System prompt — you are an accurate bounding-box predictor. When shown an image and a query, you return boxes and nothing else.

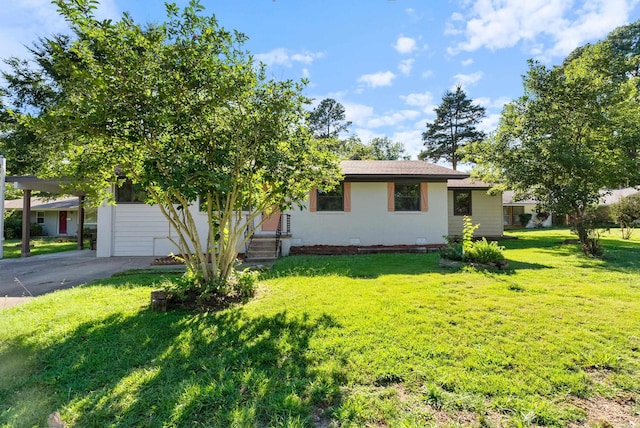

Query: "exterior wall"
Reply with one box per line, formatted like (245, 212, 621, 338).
(97, 201, 246, 257)
(286, 181, 449, 247)
(29, 210, 78, 236)
(109, 204, 181, 257)
(448, 190, 504, 237)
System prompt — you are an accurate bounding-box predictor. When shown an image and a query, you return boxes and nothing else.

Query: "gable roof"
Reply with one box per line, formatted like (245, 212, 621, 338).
(4, 196, 79, 211)
(340, 160, 469, 182)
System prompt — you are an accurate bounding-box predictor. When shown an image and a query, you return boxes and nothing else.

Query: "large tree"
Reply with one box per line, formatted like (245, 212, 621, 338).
(344, 136, 407, 160)
(307, 98, 351, 140)
(22, 0, 340, 292)
(419, 85, 485, 170)
(468, 40, 640, 255)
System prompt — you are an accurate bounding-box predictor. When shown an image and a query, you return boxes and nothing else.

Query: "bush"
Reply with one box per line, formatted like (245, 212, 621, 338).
(30, 223, 44, 237)
(3, 211, 22, 239)
(518, 213, 532, 227)
(610, 192, 640, 239)
(465, 238, 506, 264)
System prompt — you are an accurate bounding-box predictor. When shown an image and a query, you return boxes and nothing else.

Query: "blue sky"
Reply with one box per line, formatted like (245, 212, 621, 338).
(2, 0, 640, 162)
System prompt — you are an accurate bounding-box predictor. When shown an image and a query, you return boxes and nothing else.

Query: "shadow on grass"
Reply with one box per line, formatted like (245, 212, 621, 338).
(0, 308, 344, 427)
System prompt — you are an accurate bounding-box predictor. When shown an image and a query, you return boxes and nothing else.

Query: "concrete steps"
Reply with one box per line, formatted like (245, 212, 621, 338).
(245, 235, 279, 262)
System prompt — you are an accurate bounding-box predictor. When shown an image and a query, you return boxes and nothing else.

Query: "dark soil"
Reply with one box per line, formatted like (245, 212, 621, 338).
(290, 244, 443, 256)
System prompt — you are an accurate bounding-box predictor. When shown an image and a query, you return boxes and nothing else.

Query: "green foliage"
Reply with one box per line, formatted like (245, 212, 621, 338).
(518, 212, 532, 227)
(307, 98, 351, 139)
(465, 238, 506, 264)
(461, 215, 479, 256)
(3, 210, 21, 239)
(438, 236, 464, 261)
(340, 135, 408, 160)
(29, 222, 44, 237)
(610, 192, 640, 239)
(468, 29, 640, 255)
(420, 84, 486, 170)
(22, 0, 341, 291)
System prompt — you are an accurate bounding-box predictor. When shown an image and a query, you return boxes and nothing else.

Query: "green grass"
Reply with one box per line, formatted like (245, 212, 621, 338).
(1, 228, 639, 427)
(1, 237, 82, 258)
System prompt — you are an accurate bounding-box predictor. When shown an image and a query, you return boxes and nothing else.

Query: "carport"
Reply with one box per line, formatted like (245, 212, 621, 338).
(1, 161, 87, 259)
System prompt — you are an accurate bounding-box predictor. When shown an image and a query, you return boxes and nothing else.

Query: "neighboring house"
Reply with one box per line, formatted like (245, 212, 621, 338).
(96, 161, 504, 258)
(502, 187, 640, 228)
(502, 191, 553, 228)
(4, 196, 81, 236)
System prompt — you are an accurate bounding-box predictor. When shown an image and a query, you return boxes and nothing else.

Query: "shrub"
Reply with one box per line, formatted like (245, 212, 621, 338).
(465, 238, 505, 264)
(610, 192, 640, 239)
(439, 236, 463, 261)
(3, 211, 22, 239)
(518, 213, 532, 227)
(30, 223, 44, 237)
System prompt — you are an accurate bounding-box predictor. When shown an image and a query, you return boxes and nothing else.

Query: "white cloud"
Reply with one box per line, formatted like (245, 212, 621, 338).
(421, 70, 434, 79)
(255, 48, 325, 67)
(391, 129, 424, 159)
(475, 96, 511, 110)
(461, 58, 474, 66)
(357, 71, 396, 88)
(479, 113, 502, 134)
(398, 58, 415, 76)
(452, 71, 484, 88)
(447, 0, 640, 60)
(367, 110, 421, 128)
(394, 36, 417, 54)
(400, 91, 436, 113)
(342, 102, 375, 126)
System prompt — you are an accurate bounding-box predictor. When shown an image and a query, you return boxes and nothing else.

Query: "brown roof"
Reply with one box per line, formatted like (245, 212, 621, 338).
(4, 196, 79, 211)
(340, 160, 469, 181)
(447, 177, 493, 189)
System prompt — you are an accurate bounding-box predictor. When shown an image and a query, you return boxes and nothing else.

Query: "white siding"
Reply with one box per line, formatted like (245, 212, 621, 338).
(286, 182, 449, 247)
(112, 205, 179, 256)
(448, 190, 504, 237)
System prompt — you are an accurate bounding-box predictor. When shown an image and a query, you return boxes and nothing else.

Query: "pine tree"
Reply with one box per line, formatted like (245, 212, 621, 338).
(419, 85, 485, 170)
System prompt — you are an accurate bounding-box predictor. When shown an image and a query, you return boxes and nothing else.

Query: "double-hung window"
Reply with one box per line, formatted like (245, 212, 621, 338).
(453, 190, 472, 216)
(310, 183, 351, 212)
(388, 182, 428, 212)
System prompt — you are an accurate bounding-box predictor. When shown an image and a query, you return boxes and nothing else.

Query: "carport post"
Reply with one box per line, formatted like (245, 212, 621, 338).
(0, 155, 5, 259)
(21, 189, 31, 257)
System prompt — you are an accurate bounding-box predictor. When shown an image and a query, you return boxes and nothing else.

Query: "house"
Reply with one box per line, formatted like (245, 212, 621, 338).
(502, 187, 640, 228)
(95, 160, 504, 258)
(502, 191, 554, 228)
(4, 196, 89, 236)
(447, 178, 504, 238)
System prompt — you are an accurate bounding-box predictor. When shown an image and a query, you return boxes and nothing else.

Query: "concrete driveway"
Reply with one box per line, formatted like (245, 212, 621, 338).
(0, 250, 156, 308)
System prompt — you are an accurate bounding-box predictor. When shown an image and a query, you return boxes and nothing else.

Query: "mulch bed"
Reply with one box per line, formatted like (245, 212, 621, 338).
(289, 244, 443, 256)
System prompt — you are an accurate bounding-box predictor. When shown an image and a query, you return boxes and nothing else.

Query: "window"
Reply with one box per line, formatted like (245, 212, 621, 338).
(387, 182, 428, 212)
(453, 190, 472, 216)
(36, 211, 45, 224)
(115, 180, 147, 203)
(310, 183, 350, 212)
(317, 184, 344, 211)
(394, 183, 420, 211)
(503, 206, 524, 226)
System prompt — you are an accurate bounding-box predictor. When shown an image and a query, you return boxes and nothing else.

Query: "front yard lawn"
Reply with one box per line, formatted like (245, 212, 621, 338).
(1, 237, 81, 258)
(1, 228, 638, 427)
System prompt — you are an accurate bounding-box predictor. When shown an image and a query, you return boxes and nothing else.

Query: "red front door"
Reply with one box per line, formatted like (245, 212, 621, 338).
(59, 211, 68, 234)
